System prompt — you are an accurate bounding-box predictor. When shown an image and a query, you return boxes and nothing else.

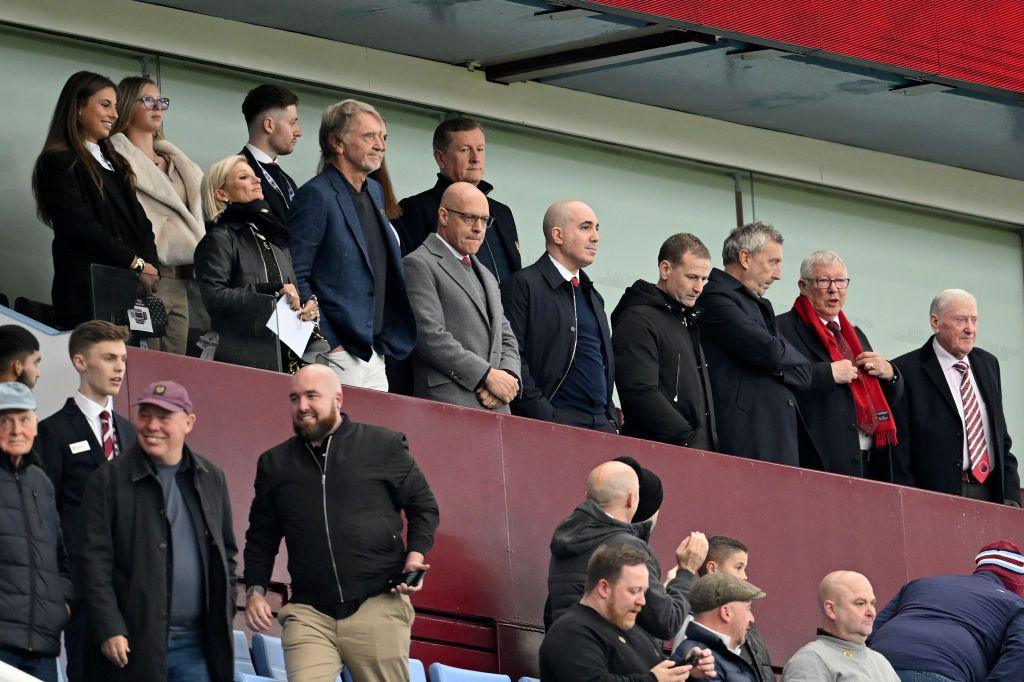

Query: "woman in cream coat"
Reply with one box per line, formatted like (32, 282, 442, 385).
(109, 76, 206, 354)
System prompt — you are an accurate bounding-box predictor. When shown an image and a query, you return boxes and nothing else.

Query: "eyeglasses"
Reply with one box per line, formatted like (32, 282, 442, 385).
(138, 96, 171, 111)
(804, 277, 851, 290)
(444, 207, 494, 228)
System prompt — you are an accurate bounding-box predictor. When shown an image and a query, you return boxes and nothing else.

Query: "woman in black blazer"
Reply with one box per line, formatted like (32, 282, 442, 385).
(32, 71, 159, 330)
(194, 155, 321, 371)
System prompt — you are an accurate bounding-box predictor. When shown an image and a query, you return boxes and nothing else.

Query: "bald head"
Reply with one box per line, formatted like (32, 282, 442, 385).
(438, 182, 490, 256)
(293, 363, 341, 395)
(543, 200, 600, 271)
(543, 200, 591, 243)
(290, 364, 343, 443)
(817, 571, 878, 643)
(586, 461, 640, 521)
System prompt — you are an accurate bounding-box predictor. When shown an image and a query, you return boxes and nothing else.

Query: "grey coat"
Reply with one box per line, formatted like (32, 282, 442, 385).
(403, 235, 521, 412)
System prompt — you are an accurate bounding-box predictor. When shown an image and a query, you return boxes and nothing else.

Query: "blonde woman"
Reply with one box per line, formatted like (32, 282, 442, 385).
(109, 76, 205, 354)
(194, 156, 321, 371)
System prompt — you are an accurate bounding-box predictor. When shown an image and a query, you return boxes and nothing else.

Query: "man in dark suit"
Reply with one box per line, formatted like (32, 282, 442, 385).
(240, 84, 302, 225)
(891, 289, 1020, 505)
(501, 200, 617, 432)
(777, 250, 903, 480)
(403, 182, 520, 412)
(395, 116, 521, 285)
(699, 222, 812, 466)
(288, 99, 415, 391)
(37, 321, 135, 682)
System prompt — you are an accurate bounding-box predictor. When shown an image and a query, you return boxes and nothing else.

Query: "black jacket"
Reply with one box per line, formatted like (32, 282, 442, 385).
(194, 201, 298, 370)
(540, 603, 664, 682)
(0, 452, 72, 658)
(240, 146, 298, 226)
(739, 625, 775, 682)
(674, 620, 758, 682)
(611, 280, 717, 450)
(37, 398, 135, 595)
(35, 148, 158, 330)
(501, 254, 616, 426)
(698, 269, 812, 465)
(243, 416, 439, 608)
(395, 174, 521, 284)
(546, 499, 693, 641)
(80, 445, 237, 682)
(891, 338, 1020, 505)
(776, 309, 904, 480)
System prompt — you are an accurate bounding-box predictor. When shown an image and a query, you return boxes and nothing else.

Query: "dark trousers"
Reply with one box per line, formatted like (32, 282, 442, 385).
(895, 670, 957, 682)
(0, 646, 58, 682)
(166, 631, 211, 682)
(64, 605, 87, 682)
(961, 478, 992, 502)
(552, 407, 617, 433)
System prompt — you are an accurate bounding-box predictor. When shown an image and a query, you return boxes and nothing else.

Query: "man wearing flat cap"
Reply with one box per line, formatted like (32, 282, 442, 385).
(545, 457, 708, 643)
(81, 381, 238, 682)
(0, 382, 72, 681)
(673, 573, 765, 681)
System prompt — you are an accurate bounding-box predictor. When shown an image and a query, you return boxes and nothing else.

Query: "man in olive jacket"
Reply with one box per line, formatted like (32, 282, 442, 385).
(81, 381, 237, 682)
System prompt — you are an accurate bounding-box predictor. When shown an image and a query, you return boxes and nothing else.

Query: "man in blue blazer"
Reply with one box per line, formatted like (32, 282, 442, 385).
(288, 99, 415, 390)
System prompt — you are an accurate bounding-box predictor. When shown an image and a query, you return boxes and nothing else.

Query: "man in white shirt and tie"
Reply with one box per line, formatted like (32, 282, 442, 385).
(37, 321, 136, 682)
(891, 289, 1020, 505)
(240, 84, 302, 224)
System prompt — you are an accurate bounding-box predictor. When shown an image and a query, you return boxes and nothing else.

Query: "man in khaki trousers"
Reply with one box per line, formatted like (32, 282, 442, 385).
(242, 365, 440, 681)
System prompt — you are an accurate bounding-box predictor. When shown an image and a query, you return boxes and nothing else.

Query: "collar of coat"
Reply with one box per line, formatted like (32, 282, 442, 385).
(126, 443, 207, 482)
(535, 252, 594, 291)
(431, 172, 494, 197)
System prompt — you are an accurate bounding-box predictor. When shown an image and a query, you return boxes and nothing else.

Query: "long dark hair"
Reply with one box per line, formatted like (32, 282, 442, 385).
(32, 71, 135, 226)
(369, 157, 403, 221)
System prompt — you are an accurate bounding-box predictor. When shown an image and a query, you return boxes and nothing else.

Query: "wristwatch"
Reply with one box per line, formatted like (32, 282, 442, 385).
(245, 585, 266, 598)
(130, 256, 146, 274)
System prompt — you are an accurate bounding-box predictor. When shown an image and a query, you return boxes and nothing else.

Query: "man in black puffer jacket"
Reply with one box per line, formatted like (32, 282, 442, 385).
(611, 232, 717, 451)
(545, 458, 707, 643)
(0, 382, 72, 681)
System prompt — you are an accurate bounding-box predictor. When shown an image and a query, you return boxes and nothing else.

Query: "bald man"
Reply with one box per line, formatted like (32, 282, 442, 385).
(243, 364, 440, 682)
(545, 460, 708, 642)
(501, 200, 617, 432)
(782, 571, 898, 681)
(403, 183, 521, 412)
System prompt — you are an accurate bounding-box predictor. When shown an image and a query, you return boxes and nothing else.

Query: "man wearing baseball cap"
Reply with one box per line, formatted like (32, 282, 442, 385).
(0, 382, 72, 681)
(672, 572, 765, 681)
(80, 380, 238, 682)
(868, 540, 1024, 681)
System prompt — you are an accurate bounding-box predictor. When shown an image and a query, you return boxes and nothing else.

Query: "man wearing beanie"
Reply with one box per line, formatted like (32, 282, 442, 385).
(672, 573, 765, 681)
(868, 540, 1024, 681)
(545, 457, 708, 642)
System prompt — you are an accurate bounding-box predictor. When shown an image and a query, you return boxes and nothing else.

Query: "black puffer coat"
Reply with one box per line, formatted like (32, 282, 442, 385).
(0, 451, 71, 656)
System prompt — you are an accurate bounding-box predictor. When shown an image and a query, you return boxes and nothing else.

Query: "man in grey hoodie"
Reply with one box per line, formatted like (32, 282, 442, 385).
(544, 457, 707, 642)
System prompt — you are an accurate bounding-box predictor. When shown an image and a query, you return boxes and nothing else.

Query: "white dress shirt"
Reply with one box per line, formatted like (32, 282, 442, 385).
(84, 141, 114, 171)
(73, 391, 115, 446)
(689, 619, 741, 655)
(245, 143, 276, 165)
(932, 337, 991, 471)
(819, 315, 873, 451)
(547, 253, 579, 282)
(433, 232, 469, 261)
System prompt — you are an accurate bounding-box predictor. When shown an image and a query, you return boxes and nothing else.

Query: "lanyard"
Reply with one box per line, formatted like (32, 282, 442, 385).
(254, 159, 295, 205)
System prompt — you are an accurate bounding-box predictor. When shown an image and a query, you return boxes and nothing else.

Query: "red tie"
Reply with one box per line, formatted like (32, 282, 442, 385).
(461, 255, 471, 266)
(953, 361, 991, 483)
(570, 276, 580, 288)
(100, 410, 116, 461)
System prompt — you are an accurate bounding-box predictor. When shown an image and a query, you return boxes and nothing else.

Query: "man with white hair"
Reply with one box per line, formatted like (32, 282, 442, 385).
(776, 251, 903, 480)
(890, 289, 1020, 505)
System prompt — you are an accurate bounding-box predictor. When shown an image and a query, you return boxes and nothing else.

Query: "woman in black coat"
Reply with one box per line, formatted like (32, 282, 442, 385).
(194, 155, 320, 371)
(32, 71, 159, 330)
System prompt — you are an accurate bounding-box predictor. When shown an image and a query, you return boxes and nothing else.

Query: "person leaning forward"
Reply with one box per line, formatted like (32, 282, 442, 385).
(243, 364, 440, 682)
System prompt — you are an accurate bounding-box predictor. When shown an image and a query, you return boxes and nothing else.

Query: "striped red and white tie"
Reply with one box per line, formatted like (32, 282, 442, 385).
(99, 410, 117, 461)
(953, 361, 991, 483)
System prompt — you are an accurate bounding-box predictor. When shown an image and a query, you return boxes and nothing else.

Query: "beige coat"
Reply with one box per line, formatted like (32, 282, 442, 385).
(110, 133, 205, 266)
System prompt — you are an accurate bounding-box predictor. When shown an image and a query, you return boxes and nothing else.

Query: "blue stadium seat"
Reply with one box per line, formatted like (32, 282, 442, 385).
(235, 630, 257, 675)
(251, 633, 288, 681)
(518, 678, 539, 682)
(429, 662, 512, 682)
(410, 658, 428, 682)
(235, 674, 276, 682)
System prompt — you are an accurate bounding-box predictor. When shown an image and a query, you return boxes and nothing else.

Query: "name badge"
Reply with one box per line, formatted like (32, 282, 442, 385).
(69, 441, 91, 454)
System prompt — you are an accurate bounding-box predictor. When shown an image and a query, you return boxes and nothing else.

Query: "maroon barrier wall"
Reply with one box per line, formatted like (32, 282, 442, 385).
(118, 348, 1024, 676)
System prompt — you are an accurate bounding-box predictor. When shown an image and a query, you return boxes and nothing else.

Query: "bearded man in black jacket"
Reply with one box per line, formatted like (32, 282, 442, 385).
(612, 233, 717, 450)
(243, 364, 439, 682)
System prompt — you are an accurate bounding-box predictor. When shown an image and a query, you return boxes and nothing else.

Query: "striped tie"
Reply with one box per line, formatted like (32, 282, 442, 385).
(100, 410, 116, 461)
(953, 361, 991, 484)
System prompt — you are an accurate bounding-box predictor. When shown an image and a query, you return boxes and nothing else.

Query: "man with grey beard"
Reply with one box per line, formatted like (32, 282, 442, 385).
(242, 365, 439, 682)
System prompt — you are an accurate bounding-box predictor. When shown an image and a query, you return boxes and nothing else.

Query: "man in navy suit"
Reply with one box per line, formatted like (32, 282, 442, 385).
(288, 99, 415, 391)
(891, 289, 1020, 506)
(37, 320, 136, 682)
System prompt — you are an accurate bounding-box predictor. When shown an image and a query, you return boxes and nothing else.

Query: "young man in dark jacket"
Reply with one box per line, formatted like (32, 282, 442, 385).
(243, 364, 439, 682)
(0, 382, 71, 682)
(612, 233, 717, 450)
(545, 458, 706, 642)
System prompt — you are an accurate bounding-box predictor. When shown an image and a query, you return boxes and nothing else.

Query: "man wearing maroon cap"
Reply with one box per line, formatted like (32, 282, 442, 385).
(868, 540, 1024, 681)
(80, 380, 238, 682)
